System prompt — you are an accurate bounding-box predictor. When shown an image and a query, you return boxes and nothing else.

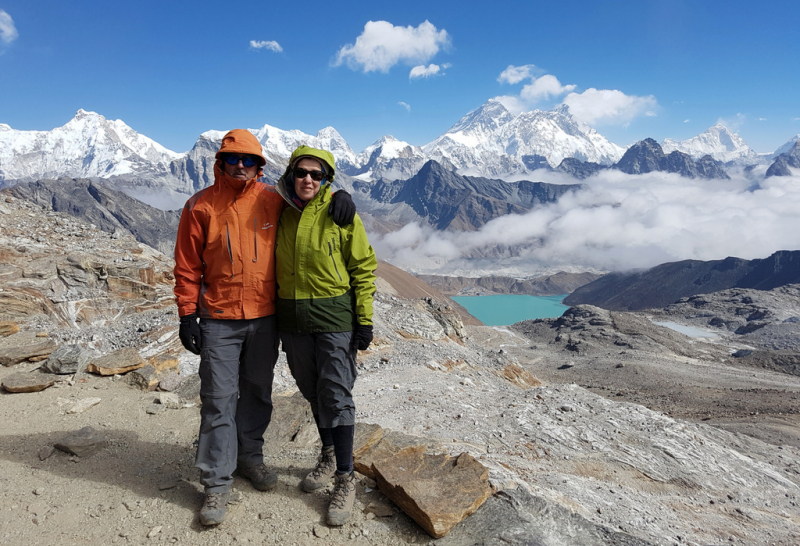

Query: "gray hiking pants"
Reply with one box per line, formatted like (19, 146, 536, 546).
(280, 331, 356, 428)
(196, 316, 278, 493)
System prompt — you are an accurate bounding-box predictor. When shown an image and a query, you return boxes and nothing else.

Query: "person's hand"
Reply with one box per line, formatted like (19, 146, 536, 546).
(179, 314, 202, 355)
(329, 190, 356, 226)
(351, 324, 373, 351)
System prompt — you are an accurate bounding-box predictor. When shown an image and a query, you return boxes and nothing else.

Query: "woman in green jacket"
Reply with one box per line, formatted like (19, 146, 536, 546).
(275, 145, 377, 526)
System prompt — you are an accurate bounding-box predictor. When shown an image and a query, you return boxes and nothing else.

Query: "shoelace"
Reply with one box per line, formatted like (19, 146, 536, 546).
(205, 494, 225, 509)
(310, 451, 335, 479)
(329, 476, 354, 509)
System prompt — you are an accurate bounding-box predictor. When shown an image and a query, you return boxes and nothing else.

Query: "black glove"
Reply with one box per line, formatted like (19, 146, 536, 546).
(179, 314, 202, 355)
(329, 190, 356, 226)
(352, 324, 373, 351)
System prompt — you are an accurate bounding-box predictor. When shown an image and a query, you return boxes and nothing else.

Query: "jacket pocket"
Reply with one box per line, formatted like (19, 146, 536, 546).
(327, 240, 343, 282)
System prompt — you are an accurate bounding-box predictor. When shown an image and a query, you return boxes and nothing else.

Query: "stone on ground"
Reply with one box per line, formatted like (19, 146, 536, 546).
(41, 345, 92, 374)
(1, 371, 56, 393)
(86, 347, 145, 375)
(54, 426, 108, 457)
(372, 449, 493, 538)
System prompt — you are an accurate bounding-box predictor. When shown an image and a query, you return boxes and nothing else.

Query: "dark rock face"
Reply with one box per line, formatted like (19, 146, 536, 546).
(555, 157, 607, 179)
(371, 160, 582, 231)
(564, 250, 800, 311)
(613, 138, 730, 179)
(6, 178, 181, 255)
(766, 140, 800, 177)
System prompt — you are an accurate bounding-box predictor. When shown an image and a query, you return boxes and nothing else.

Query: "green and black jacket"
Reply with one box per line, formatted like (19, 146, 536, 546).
(275, 146, 377, 333)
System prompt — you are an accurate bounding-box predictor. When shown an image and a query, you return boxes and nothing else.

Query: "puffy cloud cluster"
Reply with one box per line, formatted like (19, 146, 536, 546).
(410, 63, 450, 79)
(562, 88, 657, 126)
(0, 10, 18, 44)
(334, 20, 449, 74)
(249, 40, 282, 52)
(370, 171, 800, 275)
(495, 64, 658, 127)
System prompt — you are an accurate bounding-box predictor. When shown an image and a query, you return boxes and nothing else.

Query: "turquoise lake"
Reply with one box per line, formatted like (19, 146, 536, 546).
(451, 294, 570, 326)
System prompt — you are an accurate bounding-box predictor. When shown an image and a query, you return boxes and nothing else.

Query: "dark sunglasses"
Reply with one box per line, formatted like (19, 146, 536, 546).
(293, 167, 326, 181)
(224, 154, 258, 168)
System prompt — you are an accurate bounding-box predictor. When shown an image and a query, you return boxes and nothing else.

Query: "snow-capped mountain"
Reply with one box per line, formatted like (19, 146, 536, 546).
(349, 136, 427, 180)
(423, 101, 625, 175)
(0, 109, 181, 183)
(661, 124, 761, 164)
(773, 134, 800, 158)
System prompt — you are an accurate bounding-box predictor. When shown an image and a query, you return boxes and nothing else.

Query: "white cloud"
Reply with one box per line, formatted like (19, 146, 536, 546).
(497, 64, 540, 85)
(334, 20, 449, 73)
(250, 40, 282, 52)
(495, 65, 576, 112)
(561, 88, 658, 126)
(758, 117, 767, 121)
(370, 170, 800, 274)
(0, 10, 18, 44)
(520, 75, 576, 102)
(398, 101, 411, 112)
(409, 63, 450, 79)
(684, 119, 691, 123)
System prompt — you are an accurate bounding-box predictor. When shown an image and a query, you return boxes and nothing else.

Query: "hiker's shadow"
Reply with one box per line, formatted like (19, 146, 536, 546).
(0, 428, 203, 511)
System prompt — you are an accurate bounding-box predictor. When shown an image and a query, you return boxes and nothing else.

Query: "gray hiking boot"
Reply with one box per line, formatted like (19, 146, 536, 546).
(301, 446, 336, 492)
(327, 471, 356, 526)
(236, 462, 278, 491)
(199, 492, 229, 526)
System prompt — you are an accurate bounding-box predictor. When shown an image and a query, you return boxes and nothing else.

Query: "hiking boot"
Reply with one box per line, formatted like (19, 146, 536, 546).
(199, 492, 229, 526)
(326, 471, 356, 526)
(236, 462, 278, 491)
(301, 446, 336, 492)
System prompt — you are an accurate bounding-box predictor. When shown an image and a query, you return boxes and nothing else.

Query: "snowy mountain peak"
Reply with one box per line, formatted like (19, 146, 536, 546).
(661, 125, 757, 164)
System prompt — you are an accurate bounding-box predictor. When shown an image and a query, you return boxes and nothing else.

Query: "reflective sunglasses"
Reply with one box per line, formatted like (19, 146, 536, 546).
(224, 154, 258, 168)
(293, 167, 326, 181)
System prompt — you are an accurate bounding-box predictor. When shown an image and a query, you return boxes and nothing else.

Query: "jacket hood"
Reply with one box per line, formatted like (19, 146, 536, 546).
(276, 145, 336, 210)
(214, 129, 267, 166)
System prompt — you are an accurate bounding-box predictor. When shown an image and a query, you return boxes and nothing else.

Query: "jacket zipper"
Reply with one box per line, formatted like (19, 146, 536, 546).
(226, 220, 234, 278)
(328, 241, 343, 281)
(253, 218, 258, 263)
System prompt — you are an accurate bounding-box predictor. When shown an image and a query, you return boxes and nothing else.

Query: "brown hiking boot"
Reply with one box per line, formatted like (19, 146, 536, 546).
(199, 492, 229, 526)
(301, 446, 336, 492)
(236, 462, 278, 491)
(326, 471, 356, 526)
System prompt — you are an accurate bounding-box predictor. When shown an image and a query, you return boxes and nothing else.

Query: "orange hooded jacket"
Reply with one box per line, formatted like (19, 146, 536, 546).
(173, 129, 284, 319)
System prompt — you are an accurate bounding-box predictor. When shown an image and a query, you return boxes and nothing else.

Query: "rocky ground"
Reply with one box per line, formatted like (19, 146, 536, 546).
(1, 193, 799, 545)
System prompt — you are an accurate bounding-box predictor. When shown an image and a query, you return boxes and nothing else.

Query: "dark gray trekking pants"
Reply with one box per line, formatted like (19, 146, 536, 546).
(279, 331, 356, 428)
(196, 315, 278, 493)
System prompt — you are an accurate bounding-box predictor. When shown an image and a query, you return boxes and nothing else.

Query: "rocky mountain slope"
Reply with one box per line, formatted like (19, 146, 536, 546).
(362, 160, 582, 231)
(6, 178, 181, 255)
(1, 193, 799, 545)
(565, 250, 800, 311)
(766, 140, 800, 177)
(417, 271, 603, 296)
(613, 138, 730, 179)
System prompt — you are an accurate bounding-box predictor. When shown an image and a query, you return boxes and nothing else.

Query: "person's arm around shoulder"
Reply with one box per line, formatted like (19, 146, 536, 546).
(340, 214, 377, 350)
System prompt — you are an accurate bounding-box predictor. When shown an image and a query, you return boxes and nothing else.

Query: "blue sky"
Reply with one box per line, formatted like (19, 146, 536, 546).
(1, 0, 798, 154)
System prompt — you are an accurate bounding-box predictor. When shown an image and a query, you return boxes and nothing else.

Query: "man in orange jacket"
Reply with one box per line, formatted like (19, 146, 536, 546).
(173, 129, 355, 525)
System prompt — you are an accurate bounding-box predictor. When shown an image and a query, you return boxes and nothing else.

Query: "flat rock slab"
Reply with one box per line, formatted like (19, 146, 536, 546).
(372, 449, 493, 538)
(354, 427, 441, 479)
(0, 338, 57, 367)
(66, 397, 102, 414)
(1, 371, 56, 392)
(437, 487, 654, 546)
(54, 426, 108, 457)
(87, 347, 145, 375)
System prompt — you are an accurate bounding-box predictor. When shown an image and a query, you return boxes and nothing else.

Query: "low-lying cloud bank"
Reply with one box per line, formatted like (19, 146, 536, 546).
(370, 170, 800, 275)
